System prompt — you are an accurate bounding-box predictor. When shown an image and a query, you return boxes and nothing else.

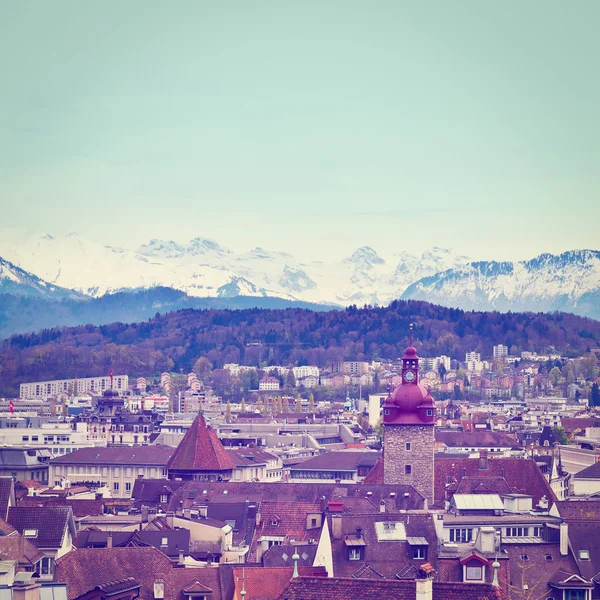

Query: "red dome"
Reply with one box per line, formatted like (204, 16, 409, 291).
(402, 345, 418, 359)
(383, 381, 435, 425)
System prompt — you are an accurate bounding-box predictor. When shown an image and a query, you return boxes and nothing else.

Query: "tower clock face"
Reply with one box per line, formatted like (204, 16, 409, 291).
(404, 370, 416, 382)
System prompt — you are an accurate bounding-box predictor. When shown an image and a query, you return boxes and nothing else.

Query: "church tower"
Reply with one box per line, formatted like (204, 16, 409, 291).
(383, 326, 436, 505)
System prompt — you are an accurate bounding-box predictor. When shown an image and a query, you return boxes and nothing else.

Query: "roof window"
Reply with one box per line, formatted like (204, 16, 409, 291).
(579, 550, 590, 560)
(24, 529, 37, 537)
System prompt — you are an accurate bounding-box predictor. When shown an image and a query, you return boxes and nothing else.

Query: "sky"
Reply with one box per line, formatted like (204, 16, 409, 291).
(1, 1, 598, 262)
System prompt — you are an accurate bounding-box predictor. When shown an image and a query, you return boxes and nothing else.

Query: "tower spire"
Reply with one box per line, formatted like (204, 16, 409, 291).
(409, 323, 413, 347)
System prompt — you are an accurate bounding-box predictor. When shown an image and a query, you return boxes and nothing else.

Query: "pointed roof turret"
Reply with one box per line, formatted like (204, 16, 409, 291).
(167, 414, 235, 475)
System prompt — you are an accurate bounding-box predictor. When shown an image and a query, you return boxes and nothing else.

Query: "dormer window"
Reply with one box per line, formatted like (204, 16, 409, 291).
(24, 529, 38, 538)
(349, 548, 362, 561)
(579, 550, 590, 560)
(271, 520, 279, 526)
(465, 566, 483, 581)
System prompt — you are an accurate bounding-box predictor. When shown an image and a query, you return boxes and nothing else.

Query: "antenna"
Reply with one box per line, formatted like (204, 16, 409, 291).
(409, 323, 413, 347)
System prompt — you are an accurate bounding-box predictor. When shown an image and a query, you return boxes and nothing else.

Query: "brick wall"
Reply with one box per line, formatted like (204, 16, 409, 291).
(383, 424, 434, 505)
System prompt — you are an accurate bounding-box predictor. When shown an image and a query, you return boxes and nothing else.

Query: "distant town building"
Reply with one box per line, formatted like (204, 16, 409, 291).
(259, 377, 280, 391)
(493, 344, 509, 360)
(333, 361, 369, 375)
(465, 351, 481, 363)
(292, 366, 320, 379)
(20, 375, 129, 400)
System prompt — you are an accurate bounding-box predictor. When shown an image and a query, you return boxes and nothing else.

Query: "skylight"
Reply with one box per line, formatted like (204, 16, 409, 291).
(579, 550, 590, 560)
(375, 521, 407, 542)
(24, 529, 37, 537)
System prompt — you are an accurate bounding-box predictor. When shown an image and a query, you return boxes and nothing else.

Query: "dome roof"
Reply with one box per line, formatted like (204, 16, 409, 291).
(102, 388, 120, 398)
(402, 345, 418, 359)
(383, 381, 435, 425)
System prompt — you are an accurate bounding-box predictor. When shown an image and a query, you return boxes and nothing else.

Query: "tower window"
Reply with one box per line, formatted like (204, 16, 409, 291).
(384, 409, 390, 415)
(405, 443, 411, 451)
(426, 409, 433, 416)
(405, 465, 412, 475)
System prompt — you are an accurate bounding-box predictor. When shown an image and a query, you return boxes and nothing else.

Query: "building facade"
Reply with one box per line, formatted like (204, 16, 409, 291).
(20, 375, 129, 400)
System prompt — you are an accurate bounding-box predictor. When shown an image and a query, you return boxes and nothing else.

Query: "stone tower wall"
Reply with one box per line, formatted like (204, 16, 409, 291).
(383, 424, 435, 505)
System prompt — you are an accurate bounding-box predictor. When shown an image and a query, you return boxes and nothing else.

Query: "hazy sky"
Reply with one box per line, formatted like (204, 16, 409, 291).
(1, 1, 598, 261)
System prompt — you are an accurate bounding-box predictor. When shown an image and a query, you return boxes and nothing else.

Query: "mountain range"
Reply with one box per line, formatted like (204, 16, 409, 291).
(0, 233, 598, 338)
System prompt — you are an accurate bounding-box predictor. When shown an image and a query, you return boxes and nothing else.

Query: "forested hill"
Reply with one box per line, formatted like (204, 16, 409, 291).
(1, 300, 599, 396)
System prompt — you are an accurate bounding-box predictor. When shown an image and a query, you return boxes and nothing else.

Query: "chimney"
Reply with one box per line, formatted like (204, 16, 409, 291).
(474, 526, 496, 554)
(183, 507, 191, 520)
(478, 450, 489, 470)
(355, 527, 362, 539)
(415, 577, 433, 600)
(141, 505, 149, 523)
(166, 511, 174, 529)
(13, 582, 41, 600)
(178, 548, 185, 565)
(331, 514, 342, 539)
(379, 500, 385, 514)
(106, 532, 113, 548)
(560, 522, 569, 556)
(153, 579, 165, 600)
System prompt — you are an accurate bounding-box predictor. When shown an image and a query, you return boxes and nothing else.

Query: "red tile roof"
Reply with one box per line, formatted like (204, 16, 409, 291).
(251, 502, 321, 559)
(362, 457, 383, 484)
(232, 567, 317, 600)
(436, 431, 522, 448)
(18, 497, 103, 517)
(55, 547, 223, 600)
(277, 576, 503, 599)
(434, 457, 556, 508)
(167, 414, 236, 472)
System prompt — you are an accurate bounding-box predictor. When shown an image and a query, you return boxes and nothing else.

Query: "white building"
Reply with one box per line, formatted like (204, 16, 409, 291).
(0, 421, 98, 456)
(493, 345, 509, 360)
(259, 377, 280, 391)
(465, 352, 481, 363)
(292, 366, 320, 379)
(20, 375, 129, 400)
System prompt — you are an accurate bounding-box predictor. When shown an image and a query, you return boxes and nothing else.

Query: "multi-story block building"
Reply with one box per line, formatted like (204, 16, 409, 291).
(49, 445, 174, 497)
(20, 375, 129, 400)
(493, 344, 509, 360)
(465, 351, 481, 363)
(292, 366, 320, 379)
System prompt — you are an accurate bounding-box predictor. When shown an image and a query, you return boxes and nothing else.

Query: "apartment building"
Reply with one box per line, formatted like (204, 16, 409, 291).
(20, 375, 129, 400)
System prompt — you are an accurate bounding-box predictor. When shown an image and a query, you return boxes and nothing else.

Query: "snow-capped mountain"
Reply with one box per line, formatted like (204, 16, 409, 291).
(401, 250, 600, 320)
(0, 256, 83, 299)
(0, 233, 598, 319)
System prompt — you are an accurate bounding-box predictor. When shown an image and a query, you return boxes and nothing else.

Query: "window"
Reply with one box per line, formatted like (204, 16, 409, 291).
(532, 527, 542, 537)
(405, 443, 411, 451)
(565, 592, 587, 600)
(349, 548, 362, 561)
(384, 409, 390, 416)
(125, 482, 131, 493)
(413, 548, 425, 559)
(113, 482, 119, 492)
(160, 494, 168, 503)
(37, 557, 55, 576)
(465, 566, 483, 580)
(404, 465, 412, 475)
(579, 549, 590, 560)
(449, 528, 473, 543)
(24, 529, 37, 538)
(426, 409, 433, 416)
(22, 436, 29, 442)
(311, 518, 317, 527)
(161, 537, 168, 546)
(545, 555, 553, 561)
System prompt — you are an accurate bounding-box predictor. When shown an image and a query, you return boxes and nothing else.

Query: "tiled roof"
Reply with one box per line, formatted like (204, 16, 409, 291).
(560, 418, 600, 435)
(95, 578, 140, 594)
(55, 547, 223, 600)
(454, 476, 513, 496)
(163, 482, 424, 513)
(0, 478, 14, 521)
(18, 497, 103, 518)
(555, 500, 600, 521)
(573, 462, 600, 479)
(7, 506, 75, 549)
(436, 431, 522, 448)
(434, 457, 556, 508)
(503, 545, 581, 600)
(232, 566, 318, 600)
(277, 576, 503, 599)
(362, 457, 383, 484)
(167, 414, 235, 472)
(564, 521, 600, 580)
(50, 445, 174, 466)
(329, 513, 438, 580)
(289, 451, 381, 472)
(262, 544, 317, 568)
(251, 502, 321, 559)
(0, 533, 45, 566)
(74, 529, 190, 558)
